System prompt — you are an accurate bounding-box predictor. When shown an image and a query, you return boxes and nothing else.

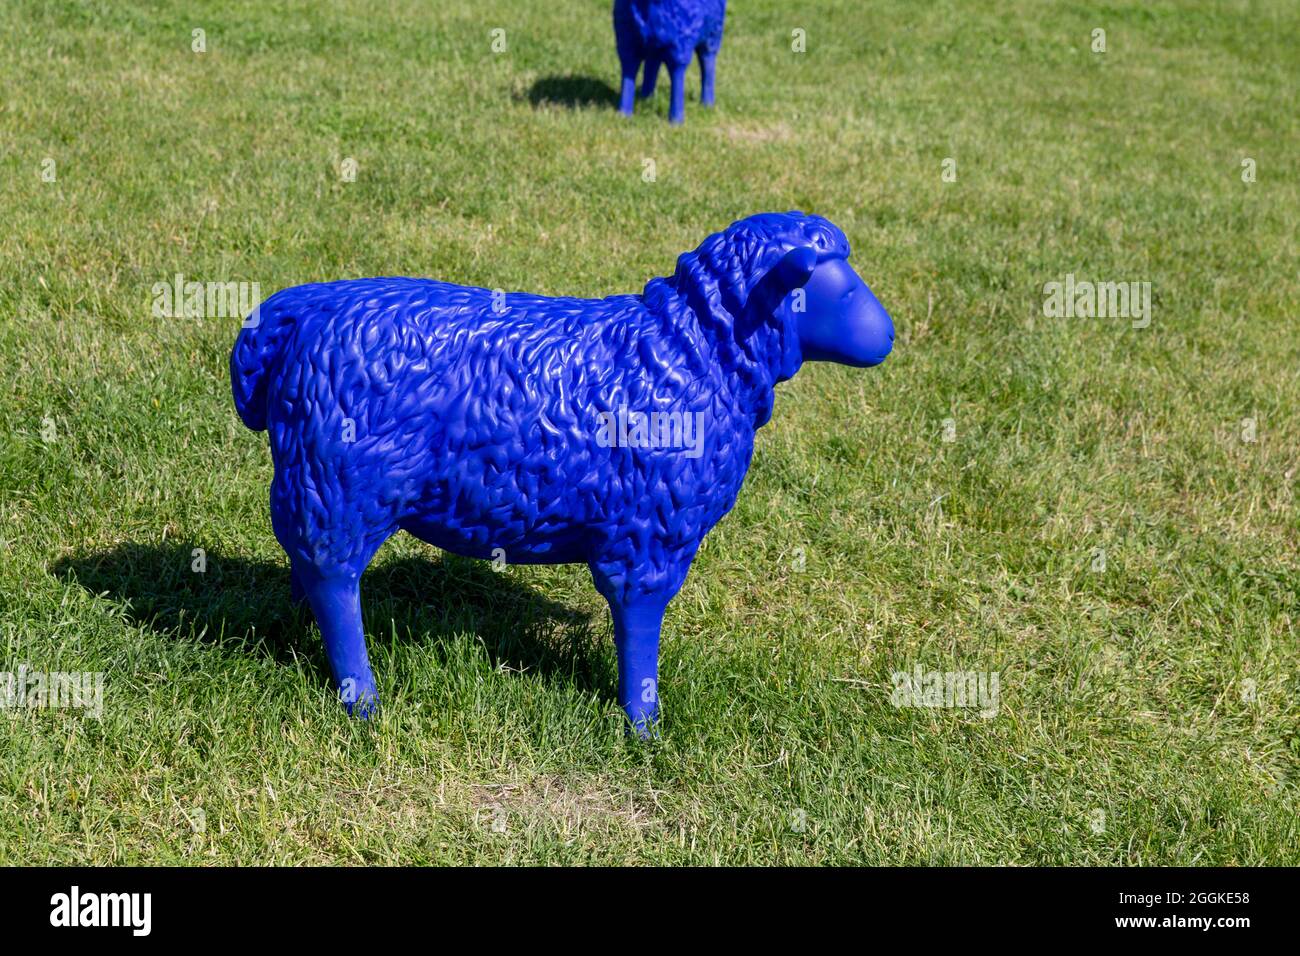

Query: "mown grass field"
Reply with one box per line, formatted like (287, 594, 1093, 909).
(1, 0, 1297, 864)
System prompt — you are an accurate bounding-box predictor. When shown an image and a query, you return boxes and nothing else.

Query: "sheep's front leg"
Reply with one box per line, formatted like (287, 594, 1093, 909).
(668, 62, 688, 125)
(698, 51, 717, 106)
(608, 597, 669, 737)
(591, 546, 696, 736)
(301, 572, 379, 718)
(640, 57, 661, 98)
(618, 53, 640, 116)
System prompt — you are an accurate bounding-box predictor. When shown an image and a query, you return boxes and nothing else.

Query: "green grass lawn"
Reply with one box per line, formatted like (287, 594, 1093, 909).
(1, 0, 1297, 865)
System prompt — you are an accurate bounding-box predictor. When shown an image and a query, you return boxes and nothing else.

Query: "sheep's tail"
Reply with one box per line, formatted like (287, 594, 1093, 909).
(230, 291, 296, 432)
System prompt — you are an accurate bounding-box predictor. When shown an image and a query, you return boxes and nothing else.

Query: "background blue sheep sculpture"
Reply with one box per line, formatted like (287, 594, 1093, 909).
(614, 0, 727, 124)
(231, 211, 893, 734)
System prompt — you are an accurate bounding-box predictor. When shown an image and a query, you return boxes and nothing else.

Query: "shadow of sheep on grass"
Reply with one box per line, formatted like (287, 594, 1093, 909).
(524, 75, 619, 110)
(51, 543, 608, 700)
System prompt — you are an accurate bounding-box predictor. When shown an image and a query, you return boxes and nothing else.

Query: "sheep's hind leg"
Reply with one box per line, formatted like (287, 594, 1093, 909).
(640, 58, 661, 98)
(301, 571, 379, 718)
(618, 53, 640, 116)
(668, 61, 688, 125)
(698, 50, 717, 106)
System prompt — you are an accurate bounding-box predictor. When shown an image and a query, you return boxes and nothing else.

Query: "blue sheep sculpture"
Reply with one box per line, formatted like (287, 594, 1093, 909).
(614, 0, 727, 124)
(231, 211, 893, 734)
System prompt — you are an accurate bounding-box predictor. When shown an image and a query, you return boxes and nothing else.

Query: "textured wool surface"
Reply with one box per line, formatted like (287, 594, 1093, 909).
(231, 211, 848, 603)
(613, 0, 727, 67)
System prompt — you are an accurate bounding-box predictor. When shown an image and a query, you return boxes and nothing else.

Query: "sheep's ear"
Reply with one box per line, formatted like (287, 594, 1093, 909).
(741, 246, 817, 336)
(768, 245, 818, 294)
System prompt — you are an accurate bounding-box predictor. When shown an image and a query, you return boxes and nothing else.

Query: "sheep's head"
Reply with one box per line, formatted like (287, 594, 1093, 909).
(661, 211, 893, 404)
(755, 245, 894, 370)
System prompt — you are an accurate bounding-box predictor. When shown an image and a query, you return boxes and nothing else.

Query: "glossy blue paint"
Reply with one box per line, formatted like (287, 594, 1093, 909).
(614, 0, 727, 124)
(231, 212, 892, 733)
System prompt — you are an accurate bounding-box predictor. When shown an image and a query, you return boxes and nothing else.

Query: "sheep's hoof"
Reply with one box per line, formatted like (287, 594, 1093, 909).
(340, 684, 380, 719)
(346, 697, 379, 720)
(623, 711, 661, 740)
